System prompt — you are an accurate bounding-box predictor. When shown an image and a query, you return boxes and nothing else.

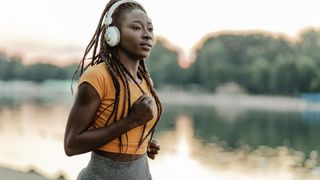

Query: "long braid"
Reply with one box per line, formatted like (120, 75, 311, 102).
(71, 1, 116, 93)
(119, 60, 163, 149)
(138, 60, 163, 144)
(118, 63, 148, 150)
(113, 57, 130, 153)
(99, 27, 122, 129)
(103, 39, 131, 153)
(116, 60, 133, 150)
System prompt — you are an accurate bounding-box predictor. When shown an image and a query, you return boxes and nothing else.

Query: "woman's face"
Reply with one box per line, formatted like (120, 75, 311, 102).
(117, 8, 154, 60)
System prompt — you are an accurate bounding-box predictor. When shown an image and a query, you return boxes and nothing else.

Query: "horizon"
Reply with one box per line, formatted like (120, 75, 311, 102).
(1, 0, 320, 66)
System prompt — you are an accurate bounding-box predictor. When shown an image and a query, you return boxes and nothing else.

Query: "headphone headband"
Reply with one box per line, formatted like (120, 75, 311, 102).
(104, 0, 143, 26)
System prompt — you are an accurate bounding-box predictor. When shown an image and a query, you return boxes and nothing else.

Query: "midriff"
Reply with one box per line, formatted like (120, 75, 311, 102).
(94, 150, 145, 162)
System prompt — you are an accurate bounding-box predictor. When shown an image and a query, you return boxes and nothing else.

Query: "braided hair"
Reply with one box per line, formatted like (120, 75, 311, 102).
(73, 0, 163, 153)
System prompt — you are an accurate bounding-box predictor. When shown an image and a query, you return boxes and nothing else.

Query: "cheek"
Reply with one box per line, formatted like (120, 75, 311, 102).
(121, 31, 139, 44)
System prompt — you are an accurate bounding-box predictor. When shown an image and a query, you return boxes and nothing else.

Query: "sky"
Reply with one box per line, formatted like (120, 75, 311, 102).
(0, 0, 320, 66)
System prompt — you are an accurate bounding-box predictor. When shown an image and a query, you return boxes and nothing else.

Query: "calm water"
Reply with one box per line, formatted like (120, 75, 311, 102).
(1, 81, 320, 180)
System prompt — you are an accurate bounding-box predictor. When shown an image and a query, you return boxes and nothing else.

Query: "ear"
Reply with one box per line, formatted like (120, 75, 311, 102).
(105, 26, 121, 47)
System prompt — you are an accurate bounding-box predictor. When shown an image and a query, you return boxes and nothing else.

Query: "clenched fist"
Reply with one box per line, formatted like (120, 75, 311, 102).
(127, 94, 154, 127)
(147, 139, 160, 160)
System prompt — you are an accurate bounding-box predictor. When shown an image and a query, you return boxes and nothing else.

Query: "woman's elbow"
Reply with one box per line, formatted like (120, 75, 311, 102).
(64, 141, 75, 156)
(64, 146, 75, 156)
(64, 135, 78, 156)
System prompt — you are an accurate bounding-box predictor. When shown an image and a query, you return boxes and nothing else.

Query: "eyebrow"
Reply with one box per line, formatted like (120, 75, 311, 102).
(130, 20, 153, 25)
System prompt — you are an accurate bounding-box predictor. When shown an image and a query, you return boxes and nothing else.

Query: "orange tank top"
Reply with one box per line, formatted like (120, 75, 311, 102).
(78, 63, 158, 154)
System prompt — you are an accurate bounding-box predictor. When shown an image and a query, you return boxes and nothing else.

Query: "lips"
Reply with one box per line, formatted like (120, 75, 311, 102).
(140, 42, 152, 49)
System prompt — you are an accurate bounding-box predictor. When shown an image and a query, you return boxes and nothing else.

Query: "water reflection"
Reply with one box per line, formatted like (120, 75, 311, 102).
(150, 115, 217, 179)
(1, 93, 320, 179)
(153, 113, 320, 179)
(0, 103, 85, 179)
(159, 105, 320, 158)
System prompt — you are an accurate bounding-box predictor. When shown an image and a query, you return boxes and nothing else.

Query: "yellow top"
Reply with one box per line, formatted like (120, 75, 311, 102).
(78, 63, 157, 154)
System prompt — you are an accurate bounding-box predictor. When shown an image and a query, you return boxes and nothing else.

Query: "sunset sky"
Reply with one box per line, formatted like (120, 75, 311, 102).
(0, 0, 319, 66)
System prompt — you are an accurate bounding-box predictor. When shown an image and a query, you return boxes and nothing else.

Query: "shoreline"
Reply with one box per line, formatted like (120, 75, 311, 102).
(158, 91, 320, 112)
(0, 166, 68, 180)
(1, 80, 320, 112)
(0, 166, 51, 180)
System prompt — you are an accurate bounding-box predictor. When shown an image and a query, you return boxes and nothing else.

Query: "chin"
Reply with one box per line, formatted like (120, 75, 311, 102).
(138, 52, 151, 59)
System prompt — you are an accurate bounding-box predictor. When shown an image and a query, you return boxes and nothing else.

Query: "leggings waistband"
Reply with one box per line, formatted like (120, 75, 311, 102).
(76, 152, 152, 180)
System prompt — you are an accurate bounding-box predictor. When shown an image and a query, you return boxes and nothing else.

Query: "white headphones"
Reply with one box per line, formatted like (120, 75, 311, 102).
(104, 0, 143, 47)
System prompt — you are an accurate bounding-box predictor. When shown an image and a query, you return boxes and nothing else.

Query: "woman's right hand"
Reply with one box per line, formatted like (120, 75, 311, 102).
(127, 94, 154, 127)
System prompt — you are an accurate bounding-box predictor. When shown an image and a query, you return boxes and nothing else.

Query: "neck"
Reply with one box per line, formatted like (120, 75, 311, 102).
(117, 51, 140, 81)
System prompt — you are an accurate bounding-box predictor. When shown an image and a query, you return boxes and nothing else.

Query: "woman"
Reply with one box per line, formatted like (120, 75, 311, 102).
(64, 0, 163, 179)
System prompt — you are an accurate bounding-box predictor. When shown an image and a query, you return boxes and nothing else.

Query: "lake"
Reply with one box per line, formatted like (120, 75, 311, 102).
(1, 80, 320, 180)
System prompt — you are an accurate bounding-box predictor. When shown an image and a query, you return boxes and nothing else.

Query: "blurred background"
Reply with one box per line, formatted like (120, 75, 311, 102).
(1, 0, 320, 179)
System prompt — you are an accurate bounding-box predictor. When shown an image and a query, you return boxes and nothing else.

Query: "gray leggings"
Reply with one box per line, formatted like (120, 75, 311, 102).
(77, 152, 152, 180)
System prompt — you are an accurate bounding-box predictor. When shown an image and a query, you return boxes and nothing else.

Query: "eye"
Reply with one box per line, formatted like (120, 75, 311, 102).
(148, 27, 154, 32)
(132, 26, 141, 30)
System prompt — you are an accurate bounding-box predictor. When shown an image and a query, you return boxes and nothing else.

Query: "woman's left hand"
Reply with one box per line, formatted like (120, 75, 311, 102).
(147, 139, 160, 160)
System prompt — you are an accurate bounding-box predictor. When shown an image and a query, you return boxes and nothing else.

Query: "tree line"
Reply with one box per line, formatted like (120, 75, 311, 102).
(1, 29, 320, 95)
(147, 29, 320, 95)
(0, 54, 77, 82)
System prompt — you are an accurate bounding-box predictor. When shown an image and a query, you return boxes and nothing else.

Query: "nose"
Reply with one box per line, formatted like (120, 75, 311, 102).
(142, 29, 153, 40)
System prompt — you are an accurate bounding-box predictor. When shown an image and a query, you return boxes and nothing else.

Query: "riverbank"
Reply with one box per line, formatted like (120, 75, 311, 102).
(158, 90, 320, 112)
(1, 80, 320, 112)
(0, 166, 68, 180)
(0, 166, 50, 180)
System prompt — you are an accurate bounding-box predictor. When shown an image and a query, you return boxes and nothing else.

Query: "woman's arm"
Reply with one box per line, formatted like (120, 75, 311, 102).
(64, 82, 154, 156)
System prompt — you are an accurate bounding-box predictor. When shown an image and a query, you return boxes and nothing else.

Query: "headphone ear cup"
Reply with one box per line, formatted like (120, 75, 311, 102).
(105, 26, 120, 47)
